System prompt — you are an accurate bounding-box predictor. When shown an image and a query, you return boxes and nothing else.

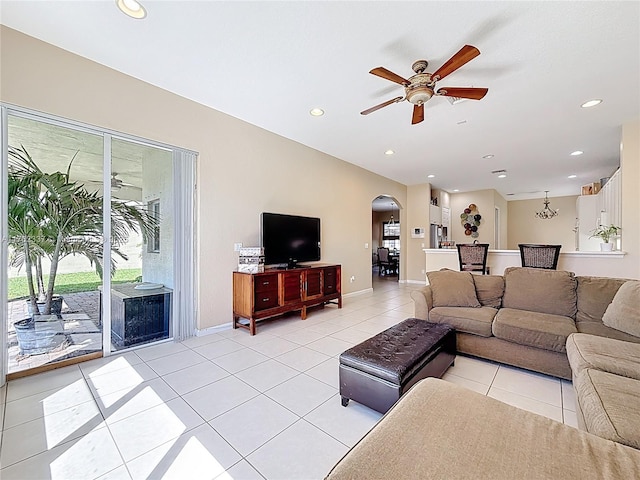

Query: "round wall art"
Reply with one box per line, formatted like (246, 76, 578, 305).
(460, 203, 482, 238)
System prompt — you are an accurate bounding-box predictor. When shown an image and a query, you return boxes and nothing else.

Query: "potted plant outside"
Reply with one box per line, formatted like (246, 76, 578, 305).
(590, 225, 621, 251)
(8, 145, 158, 318)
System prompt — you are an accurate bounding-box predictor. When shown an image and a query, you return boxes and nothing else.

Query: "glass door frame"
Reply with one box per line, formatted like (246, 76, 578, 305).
(2, 104, 197, 380)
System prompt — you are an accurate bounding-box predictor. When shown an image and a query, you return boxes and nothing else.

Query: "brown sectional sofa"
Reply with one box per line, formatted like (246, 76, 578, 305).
(326, 378, 640, 480)
(411, 267, 640, 380)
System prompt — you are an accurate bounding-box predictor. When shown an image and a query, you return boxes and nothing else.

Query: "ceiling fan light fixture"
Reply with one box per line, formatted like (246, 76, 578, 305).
(116, 0, 147, 19)
(405, 86, 433, 105)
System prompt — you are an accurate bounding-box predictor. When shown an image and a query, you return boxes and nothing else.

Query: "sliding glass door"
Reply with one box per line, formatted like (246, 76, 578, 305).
(6, 114, 104, 375)
(3, 107, 194, 378)
(109, 138, 174, 352)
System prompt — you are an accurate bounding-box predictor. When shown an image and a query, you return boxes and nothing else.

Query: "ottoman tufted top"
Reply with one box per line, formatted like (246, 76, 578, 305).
(339, 319, 455, 385)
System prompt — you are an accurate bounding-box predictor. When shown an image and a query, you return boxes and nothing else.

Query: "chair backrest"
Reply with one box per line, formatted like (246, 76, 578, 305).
(457, 244, 489, 274)
(518, 244, 562, 270)
(377, 247, 389, 262)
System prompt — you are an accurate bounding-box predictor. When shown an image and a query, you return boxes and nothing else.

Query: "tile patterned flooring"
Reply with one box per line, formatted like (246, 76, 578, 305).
(0, 278, 578, 479)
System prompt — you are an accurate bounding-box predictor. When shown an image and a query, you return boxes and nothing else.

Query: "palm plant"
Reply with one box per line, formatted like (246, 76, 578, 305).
(8, 145, 158, 315)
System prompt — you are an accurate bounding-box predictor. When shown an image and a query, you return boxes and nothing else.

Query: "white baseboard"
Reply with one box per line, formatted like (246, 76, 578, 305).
(402, 279, 427, 285)
(196, 323, 232, 336)
(343, 288, 374, 298)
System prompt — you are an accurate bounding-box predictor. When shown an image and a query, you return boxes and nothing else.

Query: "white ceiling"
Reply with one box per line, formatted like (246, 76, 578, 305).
(1, 1, 638, 200)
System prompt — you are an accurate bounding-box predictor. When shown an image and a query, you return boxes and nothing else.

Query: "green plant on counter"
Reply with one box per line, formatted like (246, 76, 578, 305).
(589, 225, 621, 243)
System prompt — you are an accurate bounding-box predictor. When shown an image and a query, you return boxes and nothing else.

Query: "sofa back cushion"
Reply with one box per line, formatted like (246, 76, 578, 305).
(427, 269, 480, 308)
(502, 267, 577, 318)
(576, 276, 630, 323)
(473, 275, 505, 308)
(602, 281, 640, 338)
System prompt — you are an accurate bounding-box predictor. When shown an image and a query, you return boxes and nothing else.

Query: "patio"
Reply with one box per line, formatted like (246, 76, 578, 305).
(7, 291, 102, 374)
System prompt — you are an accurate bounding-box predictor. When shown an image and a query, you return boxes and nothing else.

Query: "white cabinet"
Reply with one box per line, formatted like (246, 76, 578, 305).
(576, 195, 600, 251)
(441, 206, 451, 228)
(597, 169, 621, 228)
(429, 205, 442, 225)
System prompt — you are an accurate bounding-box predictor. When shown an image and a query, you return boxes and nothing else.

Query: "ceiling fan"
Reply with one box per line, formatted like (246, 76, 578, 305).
(110, 172, 139, 190)
(361, 45, 488, 125)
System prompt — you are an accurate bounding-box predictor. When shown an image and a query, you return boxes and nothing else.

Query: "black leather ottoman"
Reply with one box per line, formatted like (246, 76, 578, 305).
(339, 318, 456, 413)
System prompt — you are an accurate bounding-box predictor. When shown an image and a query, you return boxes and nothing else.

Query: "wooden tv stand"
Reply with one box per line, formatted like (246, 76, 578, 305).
(233, 264, 342, 335)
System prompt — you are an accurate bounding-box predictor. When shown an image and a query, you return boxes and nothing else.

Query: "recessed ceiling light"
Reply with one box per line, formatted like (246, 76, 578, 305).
(427, 174, 435, 178)
(453, 189, 460, 192)
(568, 174, 577, 179)
(570, 150, 584, 156)
(116, 0, 147, 19)
(581, 99, 602, 108)
(498, 174, 507, 179)
(309, 108, 324, 117)
(384, 149, 395, 155)
(482, 154, 494, 159)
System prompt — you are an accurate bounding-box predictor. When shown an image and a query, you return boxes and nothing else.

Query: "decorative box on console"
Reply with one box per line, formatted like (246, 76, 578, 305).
(238, 247, 265, 273)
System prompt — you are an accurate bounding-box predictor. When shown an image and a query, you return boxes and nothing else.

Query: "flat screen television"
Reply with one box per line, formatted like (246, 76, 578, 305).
(260, 212, 321, 268)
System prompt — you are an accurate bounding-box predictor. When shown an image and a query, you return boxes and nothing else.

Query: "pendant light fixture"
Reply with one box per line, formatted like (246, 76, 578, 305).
(535, 191, 559, 219)
(388, 202, 396, 226)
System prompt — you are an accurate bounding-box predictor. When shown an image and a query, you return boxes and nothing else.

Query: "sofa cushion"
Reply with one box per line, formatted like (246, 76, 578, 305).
(493, 308, 577, 353)
(426, 269, 480, 308)
(473, 275, 504, 308)
(602, 281, 640, 337)
(576, 321, 640, 345)
(574, 368, 640, 450)
(576, 276, 629, 323)
(326, 378, 640, 480)
(429, 306, 496, 337)
(566, 333, 640, 381)
(502, 267, 577, 318)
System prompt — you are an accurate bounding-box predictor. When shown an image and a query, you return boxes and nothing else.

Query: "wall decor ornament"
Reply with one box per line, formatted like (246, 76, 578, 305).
(460, 204, 482, 237)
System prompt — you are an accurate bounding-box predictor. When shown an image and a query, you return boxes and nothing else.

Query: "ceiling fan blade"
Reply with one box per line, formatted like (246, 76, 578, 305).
(432, 45, 481, 81)
(369, 67, 410, 86)
(437, 87, 488, 100)
(361, 96, 404, 115)
(411, 104, 424, 124)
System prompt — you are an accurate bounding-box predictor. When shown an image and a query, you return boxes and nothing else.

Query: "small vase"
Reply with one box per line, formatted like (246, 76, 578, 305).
(600, 242, 614, 252)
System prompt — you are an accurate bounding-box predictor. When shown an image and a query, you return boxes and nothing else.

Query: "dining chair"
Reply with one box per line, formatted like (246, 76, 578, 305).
(377, 247, 397, 276)
(518, 244, 562, 270)
(456, 243, 489, 275)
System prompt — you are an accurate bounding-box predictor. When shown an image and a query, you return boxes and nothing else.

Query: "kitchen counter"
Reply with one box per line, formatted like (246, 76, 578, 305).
(423, 248, 626, 279)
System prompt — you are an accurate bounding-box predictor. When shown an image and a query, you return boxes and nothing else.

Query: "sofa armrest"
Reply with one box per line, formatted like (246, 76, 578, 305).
(411, 286, 433, 320)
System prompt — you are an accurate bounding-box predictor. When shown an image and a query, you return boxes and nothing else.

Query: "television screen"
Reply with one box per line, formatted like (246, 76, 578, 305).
(260, 212, 321, 266)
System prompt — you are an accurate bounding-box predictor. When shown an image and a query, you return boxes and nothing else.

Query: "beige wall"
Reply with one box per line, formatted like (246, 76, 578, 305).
(0, 27, 408, 330)
(507, 195, 578, 250)
(620, 119, 640, 279)
(406, 184, 431, 281)
(450, 189, 502, 248)
(494, 190, 508, 249)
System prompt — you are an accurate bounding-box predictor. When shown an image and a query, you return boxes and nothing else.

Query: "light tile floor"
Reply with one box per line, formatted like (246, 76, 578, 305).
(0, 277, 579, 479)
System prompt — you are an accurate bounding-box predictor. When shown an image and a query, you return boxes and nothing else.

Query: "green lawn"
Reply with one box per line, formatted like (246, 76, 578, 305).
(8, 268, 142, 300)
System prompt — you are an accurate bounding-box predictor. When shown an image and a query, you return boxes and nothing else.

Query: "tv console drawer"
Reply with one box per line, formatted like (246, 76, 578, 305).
(254, 291, 278, 311)
(254, 274, 278, 293)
